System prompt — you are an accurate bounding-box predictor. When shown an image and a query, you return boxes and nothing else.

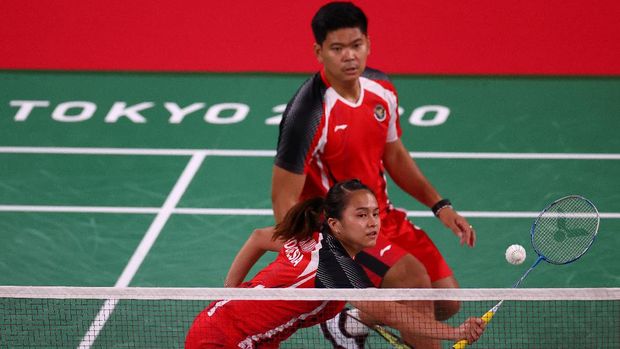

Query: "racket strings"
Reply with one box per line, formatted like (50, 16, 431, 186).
(532, 196, 599, 264)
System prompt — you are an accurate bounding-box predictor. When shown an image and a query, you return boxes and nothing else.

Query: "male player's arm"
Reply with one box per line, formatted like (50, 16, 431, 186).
(382, 139, 476, 247)
(271, 74, 323, 223)
(271, 165, 307, 223)
(351, 300, 485, 341)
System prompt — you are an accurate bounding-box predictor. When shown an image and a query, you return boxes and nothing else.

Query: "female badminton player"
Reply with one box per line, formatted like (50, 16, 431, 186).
(186, 179, 484, 348)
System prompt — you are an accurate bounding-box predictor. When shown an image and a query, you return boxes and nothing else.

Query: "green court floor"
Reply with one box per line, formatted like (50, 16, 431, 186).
(0, 71, 619, 347)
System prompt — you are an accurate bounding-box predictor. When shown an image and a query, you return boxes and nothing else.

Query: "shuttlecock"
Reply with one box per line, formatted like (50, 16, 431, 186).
(505, 244, 526, 265)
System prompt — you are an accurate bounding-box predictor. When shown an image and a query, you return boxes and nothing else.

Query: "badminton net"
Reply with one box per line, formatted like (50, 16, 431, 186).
(1, 286, 618, 348)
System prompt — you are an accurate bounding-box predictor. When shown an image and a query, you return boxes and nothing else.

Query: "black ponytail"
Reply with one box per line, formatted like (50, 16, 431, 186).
(273, 179, 375, 241)
(273, 197, 325, 242)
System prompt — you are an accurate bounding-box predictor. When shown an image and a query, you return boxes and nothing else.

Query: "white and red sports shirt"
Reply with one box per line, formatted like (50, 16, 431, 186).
(275, 68, 401, 217)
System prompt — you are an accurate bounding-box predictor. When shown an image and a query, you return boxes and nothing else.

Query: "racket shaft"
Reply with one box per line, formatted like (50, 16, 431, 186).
(373, 325, 412, 348)
(347, 312, 412, 348)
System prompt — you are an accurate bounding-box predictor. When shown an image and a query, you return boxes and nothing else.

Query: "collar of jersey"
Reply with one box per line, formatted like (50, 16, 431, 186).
(320, 69, 365, 108)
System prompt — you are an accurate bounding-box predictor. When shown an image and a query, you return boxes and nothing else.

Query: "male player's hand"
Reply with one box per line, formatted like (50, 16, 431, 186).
(437, 207, 476, 247)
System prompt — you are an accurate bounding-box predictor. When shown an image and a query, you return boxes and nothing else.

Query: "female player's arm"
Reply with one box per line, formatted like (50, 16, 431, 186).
(350, 300, 485, 342)
(224, 165, 306, 287)
(224, 226, 283, 287)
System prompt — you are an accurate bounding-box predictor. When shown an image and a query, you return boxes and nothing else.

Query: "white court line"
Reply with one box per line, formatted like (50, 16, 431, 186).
(0, 146, 198, 156)
(77, 151, 207, 349)
(1, 146, 619, 159)
(0, 205, 159, 214)
(0, 146, 276, 157)
(410, 151, 620, 160)
(1, 205, 619, 219)
(174, 207, 273, 215)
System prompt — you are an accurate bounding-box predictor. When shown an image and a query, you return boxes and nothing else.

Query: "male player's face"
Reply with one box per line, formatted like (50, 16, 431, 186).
(314, 27, 370, 86)
(331, 190, 379, 257)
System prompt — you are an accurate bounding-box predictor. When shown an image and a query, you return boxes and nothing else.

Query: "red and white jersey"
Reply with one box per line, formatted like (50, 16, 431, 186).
(185, 232, 373, 349)
(275, 68, 401, 218)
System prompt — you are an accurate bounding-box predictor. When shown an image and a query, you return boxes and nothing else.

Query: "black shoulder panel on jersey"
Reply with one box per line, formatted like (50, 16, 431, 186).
(315, 233, 374, 289)
(362, 66, 391, 83)
(355, 251, 390, 278)
(274, 73, 327, 174)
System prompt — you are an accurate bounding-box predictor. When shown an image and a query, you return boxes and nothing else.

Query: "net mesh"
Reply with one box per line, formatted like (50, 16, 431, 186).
(1, 287, 618, 348)
(532, 196, 599, 264)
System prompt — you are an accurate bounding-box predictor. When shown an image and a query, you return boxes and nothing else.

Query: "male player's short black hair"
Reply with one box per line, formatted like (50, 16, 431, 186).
(311, 2, 368, 45)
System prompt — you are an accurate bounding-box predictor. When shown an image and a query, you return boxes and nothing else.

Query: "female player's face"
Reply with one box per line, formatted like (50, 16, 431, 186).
(331, 190, 380, 257)
(314, 27, 370, 87)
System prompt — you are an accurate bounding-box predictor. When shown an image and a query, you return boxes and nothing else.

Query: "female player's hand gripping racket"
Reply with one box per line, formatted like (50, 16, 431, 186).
(453, 195, 600, 348)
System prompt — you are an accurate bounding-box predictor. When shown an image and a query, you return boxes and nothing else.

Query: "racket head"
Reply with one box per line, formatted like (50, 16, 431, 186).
(530, 195, 599, 265)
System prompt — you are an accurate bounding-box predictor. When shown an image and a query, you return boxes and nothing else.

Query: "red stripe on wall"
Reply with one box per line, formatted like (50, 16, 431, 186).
(1, 0, 619, 75)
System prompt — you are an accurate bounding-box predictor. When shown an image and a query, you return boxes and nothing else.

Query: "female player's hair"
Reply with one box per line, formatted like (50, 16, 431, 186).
(311, 2, 368, 45)
(273, 179, 374, 242)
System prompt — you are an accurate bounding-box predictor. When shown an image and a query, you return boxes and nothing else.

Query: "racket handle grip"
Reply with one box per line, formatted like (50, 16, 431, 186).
(451, 309, 496, 348)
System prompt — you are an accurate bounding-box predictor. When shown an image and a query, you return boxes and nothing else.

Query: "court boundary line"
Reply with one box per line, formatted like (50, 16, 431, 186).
(1, 146, 620, 159)
(77, 151, 207, 349)
(1, 205, 619, 219)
